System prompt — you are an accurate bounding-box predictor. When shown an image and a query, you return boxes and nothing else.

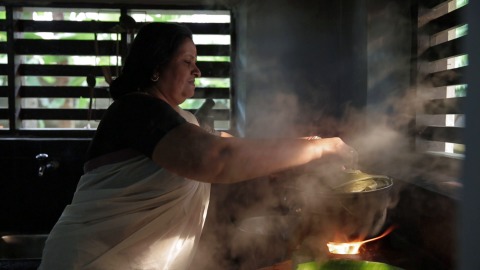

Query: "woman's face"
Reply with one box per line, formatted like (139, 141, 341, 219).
(153, 38, 201, 107)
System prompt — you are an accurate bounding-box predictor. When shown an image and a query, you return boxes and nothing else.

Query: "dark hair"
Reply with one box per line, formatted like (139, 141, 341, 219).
(109, 22, 193, 100)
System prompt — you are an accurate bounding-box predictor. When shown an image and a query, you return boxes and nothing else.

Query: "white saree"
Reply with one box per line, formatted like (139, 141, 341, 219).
(39, 110, 211, 270)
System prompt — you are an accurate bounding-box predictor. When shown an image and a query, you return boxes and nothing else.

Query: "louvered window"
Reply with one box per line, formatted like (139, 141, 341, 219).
(0, 7, 7, 129)
(0, 5, 231, 137)
(415, 0, 468, 187)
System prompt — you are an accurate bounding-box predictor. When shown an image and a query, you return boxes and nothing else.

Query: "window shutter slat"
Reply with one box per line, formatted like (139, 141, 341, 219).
(178, 22, 231, 35)
(417, 152, 462, 184)
(423, 66, 466, 87)
(196, 45, 230, 56)
(20, 86, 110, 98)
(422, 36, 464, 61)
(16, 20, 120, 33)
(195, 62, 230, 77)
(16, 40, 119, 56)
(19, 86, 229, 100)
(16, 20, 230, 35)
(193, 87, 230, 99)
(20, 108, 106, 120)
(19, 62, 229, 78)
(418, 126, 464, 144)
(415, 0, 467, 182)
(0, 108, 7, 118)
(420, 0, 448, 9)
(15, 40, 230, 57)
(0, 86, 7, 97)
(420, 6, 466, 35)
(0, 64, 7, 74)
(19, 64, 113, 77)
(418, 152, 463, 179)
(420, 96, 465, 114)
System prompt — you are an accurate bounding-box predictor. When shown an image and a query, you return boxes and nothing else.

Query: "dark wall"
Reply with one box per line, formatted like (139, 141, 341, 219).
(383, 181, 458, 270)
(233, 0, 367, 138)
(0, 139, 90, 234)
(459, 0, 480, 269)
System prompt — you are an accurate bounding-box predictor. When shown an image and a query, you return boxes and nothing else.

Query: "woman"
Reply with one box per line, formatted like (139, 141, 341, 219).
(39, 22, 355, 270)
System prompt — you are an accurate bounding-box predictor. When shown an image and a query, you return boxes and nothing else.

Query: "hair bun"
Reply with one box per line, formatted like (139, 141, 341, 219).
(109, 74, 135, 100)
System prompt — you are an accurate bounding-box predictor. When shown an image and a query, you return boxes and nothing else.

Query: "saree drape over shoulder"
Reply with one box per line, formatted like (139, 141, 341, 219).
(39, 156, 210, 270)
(39, 109, 210, 270)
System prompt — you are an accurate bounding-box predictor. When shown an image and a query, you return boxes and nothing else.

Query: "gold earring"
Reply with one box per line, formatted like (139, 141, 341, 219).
(151, 74, 159, 82)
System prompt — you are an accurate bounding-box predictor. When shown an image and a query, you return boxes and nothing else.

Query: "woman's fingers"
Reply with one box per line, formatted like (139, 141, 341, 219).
(313, 137, 358, 168)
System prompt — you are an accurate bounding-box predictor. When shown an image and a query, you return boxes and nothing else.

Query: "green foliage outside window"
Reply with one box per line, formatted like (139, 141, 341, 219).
(0, 8, 231, 129)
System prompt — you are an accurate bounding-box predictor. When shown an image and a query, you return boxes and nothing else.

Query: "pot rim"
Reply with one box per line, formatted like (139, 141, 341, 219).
(282, 175, 393, 197)
(332, 175, 394, 194)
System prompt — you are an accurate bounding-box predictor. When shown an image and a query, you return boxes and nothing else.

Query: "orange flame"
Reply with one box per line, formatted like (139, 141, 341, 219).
(326, 226, 395, 255)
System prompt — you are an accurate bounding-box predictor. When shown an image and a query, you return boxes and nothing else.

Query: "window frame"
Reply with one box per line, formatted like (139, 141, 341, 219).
(0, 3, 234, 138)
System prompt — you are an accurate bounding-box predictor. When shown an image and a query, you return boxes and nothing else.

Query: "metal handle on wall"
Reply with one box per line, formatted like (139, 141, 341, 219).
(35, 153, 60, 177)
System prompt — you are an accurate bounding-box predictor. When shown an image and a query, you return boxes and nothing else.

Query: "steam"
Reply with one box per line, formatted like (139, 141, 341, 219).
(192, 46, 417, 270)
(190, 1, 463, 269)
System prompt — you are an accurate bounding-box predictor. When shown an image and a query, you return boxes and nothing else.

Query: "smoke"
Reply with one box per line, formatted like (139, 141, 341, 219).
(191, 0, 463, 268)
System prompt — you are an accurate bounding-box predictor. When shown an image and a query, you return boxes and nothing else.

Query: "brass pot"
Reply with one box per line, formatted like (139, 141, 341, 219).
(331, 170, 393, 193)
(280, 169, 395, 242)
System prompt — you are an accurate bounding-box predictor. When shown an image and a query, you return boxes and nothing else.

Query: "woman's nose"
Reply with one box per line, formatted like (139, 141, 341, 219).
(193, 64, 201, 77)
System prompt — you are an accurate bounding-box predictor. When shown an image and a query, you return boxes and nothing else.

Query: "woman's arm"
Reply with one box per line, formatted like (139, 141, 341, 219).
(152, 123, 354, 184)
(219, 131, 234, 138)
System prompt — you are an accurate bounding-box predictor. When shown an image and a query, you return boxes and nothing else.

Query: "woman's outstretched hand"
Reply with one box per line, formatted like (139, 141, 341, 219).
(304, 136, 358, 171)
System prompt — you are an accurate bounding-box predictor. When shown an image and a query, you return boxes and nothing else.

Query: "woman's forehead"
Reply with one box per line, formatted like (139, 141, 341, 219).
(176, 39, 197, 56)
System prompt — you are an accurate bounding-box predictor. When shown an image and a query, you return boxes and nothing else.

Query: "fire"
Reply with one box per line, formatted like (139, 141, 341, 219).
(326, 226, 395, 255)
(327, 241, 363, 255)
